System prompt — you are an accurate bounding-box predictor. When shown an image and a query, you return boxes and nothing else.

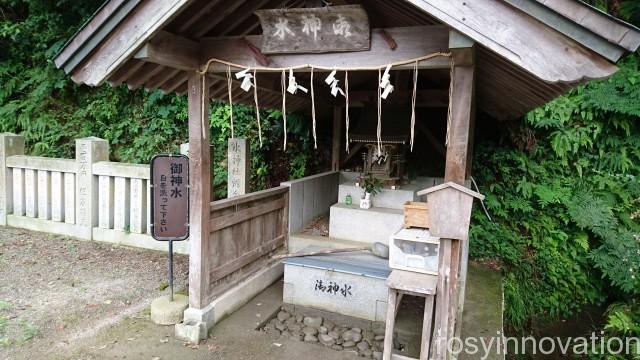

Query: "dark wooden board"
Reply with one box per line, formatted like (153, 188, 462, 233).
(255, 5, 370, 54)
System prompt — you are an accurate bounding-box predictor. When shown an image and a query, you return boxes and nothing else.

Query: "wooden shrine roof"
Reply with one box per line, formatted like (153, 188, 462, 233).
(53, 0, 640, 121)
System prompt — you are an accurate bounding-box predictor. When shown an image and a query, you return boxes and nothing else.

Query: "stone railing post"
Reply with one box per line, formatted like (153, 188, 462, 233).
(0, 133, 25, 226)
(75, 137, 109, 240)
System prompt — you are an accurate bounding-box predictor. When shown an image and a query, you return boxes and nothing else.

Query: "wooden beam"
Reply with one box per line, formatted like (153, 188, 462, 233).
(415, 121, 446, 157)
(214, 0, 274, 36)
(192, 0, 248, 37)
(134, 30, 200, 71)
(188, 73, 211, 310)
(340, 143, 365, 168)
(207, 73, 312, 106)
(448, 30, 474, 66)
(54, 0, 140, 73)
(403, 0, 617, 83)
(444, 68, 474, 184)
(332, 106, 343, 171)
(504, 0, 626, 61)
(161, 72, 188, 94)
(107, 59, 145, 86)
(433, 44, 475, 359)
(348, 89, 448, 107)
(71, 0, 193, 86)
(201, 26, 450, 72)
(126, 63, 164, 90)
(174, 0, 224, 35)
(145, 68, 181, 90)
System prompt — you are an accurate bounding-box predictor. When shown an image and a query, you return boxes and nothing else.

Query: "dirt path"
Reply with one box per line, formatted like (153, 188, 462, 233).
(0, 227, 188, 360)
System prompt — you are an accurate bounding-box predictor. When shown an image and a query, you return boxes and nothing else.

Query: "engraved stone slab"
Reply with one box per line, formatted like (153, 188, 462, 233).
(12, 168, 25, 216)
(227, 138, 250, 198)
(0, 133, 24, 225)
(64, 173, 75, 224)
(25, 169, 37, 218)
(51, 171, 65, 222)
(75, 137, 108, 231)
(130, 178, 147, 234)
(37, 170, 51, 220)
(98, 175, 114, 229)
(113, 177, 130, 231)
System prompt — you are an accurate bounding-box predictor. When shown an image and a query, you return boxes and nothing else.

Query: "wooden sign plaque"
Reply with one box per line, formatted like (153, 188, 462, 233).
(150, 154, 190, 241)
(255, 5, 370, 54)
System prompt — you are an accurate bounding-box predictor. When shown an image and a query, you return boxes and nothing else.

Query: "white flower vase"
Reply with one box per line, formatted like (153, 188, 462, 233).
(360, 192, 372, 209)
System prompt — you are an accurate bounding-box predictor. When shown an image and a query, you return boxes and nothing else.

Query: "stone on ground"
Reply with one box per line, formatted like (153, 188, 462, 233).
(150, 294, 188, 325)
(303, 316, 323, 328)
(319, 333, 335, 346)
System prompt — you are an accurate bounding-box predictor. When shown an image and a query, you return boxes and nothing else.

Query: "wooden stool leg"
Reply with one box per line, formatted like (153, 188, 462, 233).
(383, 289, 398, 360)
(420, 295, 435, 360)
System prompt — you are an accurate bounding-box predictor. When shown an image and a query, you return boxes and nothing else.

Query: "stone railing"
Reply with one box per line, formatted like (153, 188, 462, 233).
(0, 133, 189, 254)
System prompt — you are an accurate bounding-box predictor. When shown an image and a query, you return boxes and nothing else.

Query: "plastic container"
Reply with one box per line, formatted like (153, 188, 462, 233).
(389, 228, 440, 274)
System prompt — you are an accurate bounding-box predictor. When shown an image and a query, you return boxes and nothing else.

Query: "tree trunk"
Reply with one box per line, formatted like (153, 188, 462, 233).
(608, 0, 621, 17)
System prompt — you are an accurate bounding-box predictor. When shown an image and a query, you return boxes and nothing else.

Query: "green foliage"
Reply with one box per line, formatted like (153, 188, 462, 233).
(0, 0, 321, 198)
(358, 174, 384, 195)
(587, 302, 640, 359)
(470, 54, 640, 330)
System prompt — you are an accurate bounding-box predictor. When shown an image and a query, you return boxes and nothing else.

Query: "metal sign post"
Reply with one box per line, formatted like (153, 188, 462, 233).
(150, 154, 190, 302)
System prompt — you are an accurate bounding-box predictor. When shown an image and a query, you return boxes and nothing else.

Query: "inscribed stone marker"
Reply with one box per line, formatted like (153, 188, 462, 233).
(98, 175, 114, 229)
(51, 171, 64, 222)
(25, 169, 37, 218)
(12, 168, 24, 216)
(64, 173, 75, 224)
(113, 176, 130, 231)
(75, 137, 108, 237)
(37, 170, 51, 220)
(227, 138, 250, 198)
(0, 133, 24, 225)
(130, 178, 146, 234)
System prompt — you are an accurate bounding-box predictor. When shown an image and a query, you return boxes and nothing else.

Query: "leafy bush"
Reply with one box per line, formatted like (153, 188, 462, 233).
(470, 55, 640, 330)
(0, 0, 324, 199)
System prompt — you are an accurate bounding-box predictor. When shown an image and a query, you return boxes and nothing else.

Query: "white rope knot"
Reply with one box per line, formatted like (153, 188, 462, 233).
(345, 70, 350, 153)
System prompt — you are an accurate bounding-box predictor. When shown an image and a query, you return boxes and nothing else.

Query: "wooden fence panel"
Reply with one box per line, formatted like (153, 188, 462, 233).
(207, 186, 288, 300)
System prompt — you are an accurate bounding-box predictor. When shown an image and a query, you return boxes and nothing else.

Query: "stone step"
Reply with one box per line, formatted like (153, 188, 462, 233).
(283, 247, 390, 322)
(329, 203, 404, 245)
(289, 233, 371, 253)
(338, 183, 416, 210)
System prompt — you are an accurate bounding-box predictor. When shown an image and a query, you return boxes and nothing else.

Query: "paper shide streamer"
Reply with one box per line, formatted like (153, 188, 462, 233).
(195, 52, 453, 153)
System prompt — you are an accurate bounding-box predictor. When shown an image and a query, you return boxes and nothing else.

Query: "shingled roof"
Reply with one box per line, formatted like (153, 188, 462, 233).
(54, 0, 640, 121)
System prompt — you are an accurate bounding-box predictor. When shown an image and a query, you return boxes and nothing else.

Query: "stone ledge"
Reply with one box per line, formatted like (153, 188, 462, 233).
(176, 261, 284, 343)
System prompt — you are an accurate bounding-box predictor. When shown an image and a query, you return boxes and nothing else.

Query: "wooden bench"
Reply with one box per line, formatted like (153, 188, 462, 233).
(383, 269, 438, 360)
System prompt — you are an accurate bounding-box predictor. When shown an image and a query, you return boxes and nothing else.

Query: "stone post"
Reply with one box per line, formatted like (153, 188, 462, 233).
(75, 137, 109, 240)
(0, 133, 25, 226)
(227, 138, 250, 198)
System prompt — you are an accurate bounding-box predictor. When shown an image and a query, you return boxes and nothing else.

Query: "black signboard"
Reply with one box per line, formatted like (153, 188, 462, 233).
(150, 154, 189, 241)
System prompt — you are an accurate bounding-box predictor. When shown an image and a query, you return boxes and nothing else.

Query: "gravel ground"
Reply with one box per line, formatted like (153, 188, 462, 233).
(0, 227, 188, 360)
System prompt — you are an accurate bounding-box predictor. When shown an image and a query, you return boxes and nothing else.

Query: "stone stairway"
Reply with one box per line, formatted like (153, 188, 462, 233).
(283, 174, 445, 322)
(329, 203, 404, 245)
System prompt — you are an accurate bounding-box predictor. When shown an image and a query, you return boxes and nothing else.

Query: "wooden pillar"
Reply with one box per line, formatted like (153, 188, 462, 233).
(188, 72, 211, 309)
(444, 67, 474, 184)
(331, 106, 342, 171)
(433, 31, 475, 359)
